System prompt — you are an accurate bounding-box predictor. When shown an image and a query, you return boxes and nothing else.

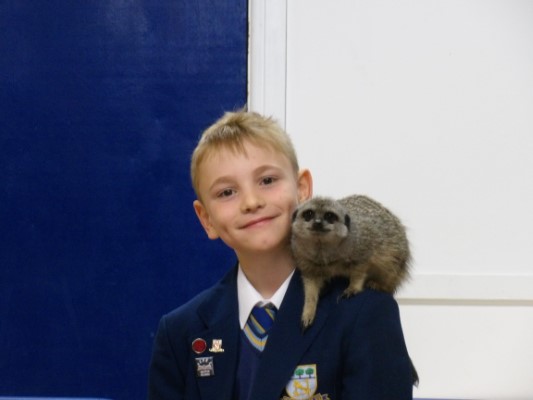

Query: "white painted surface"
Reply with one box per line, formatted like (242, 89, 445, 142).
(248, 0, 287, 127)
(285, 0, 533, 277)
(401, 303, 533, 400)
(397, 273, 533, 302)
(248, 0, 533, 398)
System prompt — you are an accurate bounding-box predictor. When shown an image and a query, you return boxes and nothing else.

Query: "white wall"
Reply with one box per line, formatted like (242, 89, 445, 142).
(249, 0, 533, 398)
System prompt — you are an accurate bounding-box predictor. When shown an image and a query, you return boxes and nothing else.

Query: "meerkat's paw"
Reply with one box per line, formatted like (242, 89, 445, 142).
(340, 286, 363, 299)
(300, 301, 318, 329)
(300, 277, 321, 329)
(365, 281, 382, 291)
(341, 278, 365, 298)
(301, 312, 316, 329)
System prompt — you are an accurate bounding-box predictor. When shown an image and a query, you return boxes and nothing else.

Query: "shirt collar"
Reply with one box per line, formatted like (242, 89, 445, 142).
(237, 265, 294, 329)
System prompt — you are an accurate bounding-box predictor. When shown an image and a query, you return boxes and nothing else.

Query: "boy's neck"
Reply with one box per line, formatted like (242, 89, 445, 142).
(238, 251, 295, 299)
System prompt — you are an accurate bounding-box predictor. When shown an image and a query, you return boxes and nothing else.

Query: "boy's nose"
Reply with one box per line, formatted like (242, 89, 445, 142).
(240, 189, 265, 212)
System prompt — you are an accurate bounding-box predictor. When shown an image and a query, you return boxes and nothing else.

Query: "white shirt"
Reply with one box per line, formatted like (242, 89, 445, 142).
(237, 265, 294, 329)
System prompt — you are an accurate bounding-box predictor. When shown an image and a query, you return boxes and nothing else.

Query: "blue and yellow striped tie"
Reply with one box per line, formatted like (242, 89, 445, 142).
(243, 303, 277, 352)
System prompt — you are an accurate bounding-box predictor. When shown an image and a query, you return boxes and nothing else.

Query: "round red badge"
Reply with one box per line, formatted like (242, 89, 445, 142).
(192, 338, 207, 354)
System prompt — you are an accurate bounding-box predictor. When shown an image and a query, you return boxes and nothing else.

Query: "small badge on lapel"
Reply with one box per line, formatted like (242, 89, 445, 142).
(192, 338, 207, 354)
(284, 364, 318, 399)
(195, 356, 215, 377)
(209, 339, 225, 353)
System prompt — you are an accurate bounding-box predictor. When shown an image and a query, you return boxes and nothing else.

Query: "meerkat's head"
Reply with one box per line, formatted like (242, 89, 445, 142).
(291, 197, 351, 246)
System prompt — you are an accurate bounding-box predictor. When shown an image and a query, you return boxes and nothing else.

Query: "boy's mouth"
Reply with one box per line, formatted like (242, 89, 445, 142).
(241, 216, 274, 229)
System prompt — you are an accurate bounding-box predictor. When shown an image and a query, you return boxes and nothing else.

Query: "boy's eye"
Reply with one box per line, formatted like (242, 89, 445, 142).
(261, 176, 276, 185)
(217, 188, 235, 198)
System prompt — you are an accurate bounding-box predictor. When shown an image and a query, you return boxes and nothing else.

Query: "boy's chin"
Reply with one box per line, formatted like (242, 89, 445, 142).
(237, 239, 290, 256)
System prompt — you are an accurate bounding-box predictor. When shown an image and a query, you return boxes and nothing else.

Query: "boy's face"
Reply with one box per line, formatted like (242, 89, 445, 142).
(193, 140, 312, 259)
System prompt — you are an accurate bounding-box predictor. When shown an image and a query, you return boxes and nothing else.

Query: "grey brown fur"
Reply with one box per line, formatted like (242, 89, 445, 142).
(291, 194, 411, 328)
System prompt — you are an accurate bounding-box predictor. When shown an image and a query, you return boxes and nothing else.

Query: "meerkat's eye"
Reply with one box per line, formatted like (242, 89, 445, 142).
(302, 209, 315, 222)
(323, 212, 339, 224)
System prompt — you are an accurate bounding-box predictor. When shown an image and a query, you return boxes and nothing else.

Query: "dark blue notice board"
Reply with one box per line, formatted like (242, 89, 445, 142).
(0, 1, 246, 398)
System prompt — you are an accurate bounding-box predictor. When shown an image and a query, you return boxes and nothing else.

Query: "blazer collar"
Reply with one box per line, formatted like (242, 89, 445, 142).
(195, 265, 240, 400)
(197, 265, 239, 327)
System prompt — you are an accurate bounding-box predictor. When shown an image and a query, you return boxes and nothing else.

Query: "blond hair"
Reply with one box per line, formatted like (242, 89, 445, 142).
(191, 110, 299, 199)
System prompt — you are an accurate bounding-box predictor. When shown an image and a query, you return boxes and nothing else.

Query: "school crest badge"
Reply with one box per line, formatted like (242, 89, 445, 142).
(195, 356, 214, 377)
(284, 364, 318, 399)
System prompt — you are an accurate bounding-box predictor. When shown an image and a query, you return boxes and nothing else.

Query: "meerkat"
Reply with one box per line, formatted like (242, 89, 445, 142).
(291, 194, 411, 328)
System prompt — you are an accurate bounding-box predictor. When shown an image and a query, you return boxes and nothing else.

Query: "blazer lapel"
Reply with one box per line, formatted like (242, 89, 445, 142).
(249, 270, 336, 400)
(194, 267, 240, 400)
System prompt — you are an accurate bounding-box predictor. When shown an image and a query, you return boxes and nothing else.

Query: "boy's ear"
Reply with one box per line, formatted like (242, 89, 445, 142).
(193, 200, 219, 240)
(297, 169, 313, 203)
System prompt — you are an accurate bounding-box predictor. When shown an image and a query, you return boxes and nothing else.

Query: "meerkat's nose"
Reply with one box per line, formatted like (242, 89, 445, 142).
(312, 219, 323, 230)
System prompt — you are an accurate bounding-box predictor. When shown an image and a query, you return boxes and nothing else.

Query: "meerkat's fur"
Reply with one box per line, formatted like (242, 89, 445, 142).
(291, 195, 411, 328)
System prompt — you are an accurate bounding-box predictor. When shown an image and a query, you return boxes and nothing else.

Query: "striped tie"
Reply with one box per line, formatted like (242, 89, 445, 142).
(243, 303, 277, 352)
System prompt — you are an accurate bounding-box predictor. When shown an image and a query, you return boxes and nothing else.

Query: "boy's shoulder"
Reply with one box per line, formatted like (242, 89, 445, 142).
(161, 264, 238, 326)
(327, 277, 398, 301)
(325, 278, 401, 318)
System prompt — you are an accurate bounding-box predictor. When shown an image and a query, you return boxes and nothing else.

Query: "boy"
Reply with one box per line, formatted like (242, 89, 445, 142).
(148, 111, 415, 399)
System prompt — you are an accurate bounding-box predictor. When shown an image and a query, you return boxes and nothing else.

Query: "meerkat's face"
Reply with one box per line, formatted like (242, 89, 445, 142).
(291, 197, 351, 246)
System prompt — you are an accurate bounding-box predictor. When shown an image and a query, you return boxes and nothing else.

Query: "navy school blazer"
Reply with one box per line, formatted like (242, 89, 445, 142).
(148, 265, 414, 400)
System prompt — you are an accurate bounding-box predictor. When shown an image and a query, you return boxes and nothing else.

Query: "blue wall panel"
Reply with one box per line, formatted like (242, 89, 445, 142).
(0, 1, 246, 398)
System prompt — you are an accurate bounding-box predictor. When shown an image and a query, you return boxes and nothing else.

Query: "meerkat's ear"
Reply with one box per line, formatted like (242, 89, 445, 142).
(344, 214, 351, 230)
(292, 209, 298, 222)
